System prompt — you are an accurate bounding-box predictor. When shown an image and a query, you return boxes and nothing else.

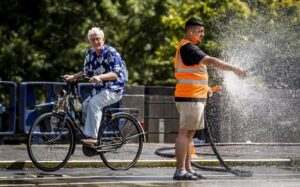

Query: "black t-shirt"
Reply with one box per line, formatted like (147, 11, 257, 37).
(180, 43, 207, 66)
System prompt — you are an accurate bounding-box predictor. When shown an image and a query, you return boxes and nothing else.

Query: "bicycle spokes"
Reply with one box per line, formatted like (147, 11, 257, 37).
(99, 113, 143, 170)
(27, 113, 74, 171)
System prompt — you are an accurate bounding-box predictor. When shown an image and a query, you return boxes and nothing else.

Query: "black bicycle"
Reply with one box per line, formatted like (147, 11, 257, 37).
(27, 76, 145, 171)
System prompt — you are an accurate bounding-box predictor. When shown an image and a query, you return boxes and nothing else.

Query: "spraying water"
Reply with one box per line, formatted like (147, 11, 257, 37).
(214, 9, 300, 143)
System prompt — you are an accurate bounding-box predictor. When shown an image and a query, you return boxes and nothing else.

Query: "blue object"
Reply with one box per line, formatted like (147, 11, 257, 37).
(82, 45, 126, 95)
(19, 82, 66, 133)
(0, 81, 17, 135)
(78, 83, 122, 109)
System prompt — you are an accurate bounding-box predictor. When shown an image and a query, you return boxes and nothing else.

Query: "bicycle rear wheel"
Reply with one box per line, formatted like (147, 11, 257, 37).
(27, 112, 74, 171)
(99, 113, 143, 170)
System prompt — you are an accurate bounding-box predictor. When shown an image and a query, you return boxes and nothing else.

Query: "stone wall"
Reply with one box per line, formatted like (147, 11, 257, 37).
(123, 86, 178, 143)
(123, 86, 300, 143)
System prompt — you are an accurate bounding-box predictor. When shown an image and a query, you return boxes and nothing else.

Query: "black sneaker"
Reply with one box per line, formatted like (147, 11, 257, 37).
(173, 172, 199, 180)
(191, 171, 207, 179)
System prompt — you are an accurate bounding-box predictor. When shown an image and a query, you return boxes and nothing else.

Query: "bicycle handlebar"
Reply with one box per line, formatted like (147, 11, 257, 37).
(61, 74, 90, 82)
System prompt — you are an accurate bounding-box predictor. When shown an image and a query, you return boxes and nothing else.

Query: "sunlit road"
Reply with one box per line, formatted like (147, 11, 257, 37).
(1, 167, 300, 187)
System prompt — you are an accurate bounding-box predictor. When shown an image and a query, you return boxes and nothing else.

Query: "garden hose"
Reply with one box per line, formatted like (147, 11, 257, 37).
(154, 115, 253, 177)
(154, 85, 253, 177)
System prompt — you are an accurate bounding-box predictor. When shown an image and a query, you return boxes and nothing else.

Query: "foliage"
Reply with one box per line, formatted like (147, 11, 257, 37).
(0, 0, 299, 86)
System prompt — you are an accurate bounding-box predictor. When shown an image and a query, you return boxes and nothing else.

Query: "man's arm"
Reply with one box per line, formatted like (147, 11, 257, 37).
(63, 71, 84, 81)
(89, 72, 118, 83)
(201, 56, 246, 78)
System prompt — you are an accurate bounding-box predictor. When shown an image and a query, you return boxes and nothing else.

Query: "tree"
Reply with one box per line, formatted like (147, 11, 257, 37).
(0, 0, 299, 88)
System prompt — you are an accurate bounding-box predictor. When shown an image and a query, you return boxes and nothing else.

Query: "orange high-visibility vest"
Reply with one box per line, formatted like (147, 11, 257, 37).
(174, 39, 208, 99)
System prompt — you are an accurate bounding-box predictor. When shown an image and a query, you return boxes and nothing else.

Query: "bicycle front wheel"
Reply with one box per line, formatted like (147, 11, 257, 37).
(99, 113, 143, 170)
(27, 112, 74, 171)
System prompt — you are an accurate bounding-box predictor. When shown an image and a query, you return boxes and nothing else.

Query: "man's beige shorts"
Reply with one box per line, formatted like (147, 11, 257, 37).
(176, 102, 206, 130)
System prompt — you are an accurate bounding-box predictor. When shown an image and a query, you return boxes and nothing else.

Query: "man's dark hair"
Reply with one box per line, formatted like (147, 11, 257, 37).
(185, 17, 204, 31)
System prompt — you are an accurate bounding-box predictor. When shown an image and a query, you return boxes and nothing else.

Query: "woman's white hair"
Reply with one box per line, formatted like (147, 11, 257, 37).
(87, 27, 104, 41)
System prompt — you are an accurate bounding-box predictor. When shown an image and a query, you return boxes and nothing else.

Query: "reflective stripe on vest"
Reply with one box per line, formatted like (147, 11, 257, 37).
(175, 50, 207, 73)
(177, 79, 208, 84)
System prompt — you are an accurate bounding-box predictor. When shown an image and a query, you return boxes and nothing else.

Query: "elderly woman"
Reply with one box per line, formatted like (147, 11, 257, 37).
(64, 27, 127, 144)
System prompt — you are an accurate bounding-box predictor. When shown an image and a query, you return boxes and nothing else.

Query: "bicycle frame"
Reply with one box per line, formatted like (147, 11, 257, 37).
(54, 80, 132, 141)
(55, 81, 87, 139)
(56, 79, 146, 148)
(27, 77, 145, 171)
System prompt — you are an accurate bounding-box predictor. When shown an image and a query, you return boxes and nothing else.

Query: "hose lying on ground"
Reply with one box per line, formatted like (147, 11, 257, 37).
(154, 115, 253, 177)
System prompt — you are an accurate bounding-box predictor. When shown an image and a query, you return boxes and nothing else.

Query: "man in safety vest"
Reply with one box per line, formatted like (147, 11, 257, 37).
(173, 18, 246, 180)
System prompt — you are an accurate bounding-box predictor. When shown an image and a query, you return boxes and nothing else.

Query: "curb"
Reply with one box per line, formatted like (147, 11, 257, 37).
(291, 157, 300, 168)
(0, 158, 293, 170)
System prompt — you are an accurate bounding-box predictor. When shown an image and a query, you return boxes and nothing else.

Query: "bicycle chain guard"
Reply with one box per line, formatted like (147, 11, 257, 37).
(82, 144, 98, 157)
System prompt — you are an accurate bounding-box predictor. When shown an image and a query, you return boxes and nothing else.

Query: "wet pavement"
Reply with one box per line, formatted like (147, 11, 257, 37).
(0, 143, 300, 186)
(0, 167, 300, 186)
(0, 143, 299, 169)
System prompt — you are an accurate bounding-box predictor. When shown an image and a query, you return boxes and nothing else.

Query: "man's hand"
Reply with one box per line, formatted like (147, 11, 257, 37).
(233, 67, 247, 79)
(208, 85, 222, 97)
(63, 75, 76, 81)
(89, 75, 102, 83)
(63, 71, 83, 81)
(207, 87, 213, 97)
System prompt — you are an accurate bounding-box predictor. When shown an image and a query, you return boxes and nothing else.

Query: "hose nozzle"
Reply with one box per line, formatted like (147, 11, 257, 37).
(208, 85, 222, 97)
(211, 85, 222, 93)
